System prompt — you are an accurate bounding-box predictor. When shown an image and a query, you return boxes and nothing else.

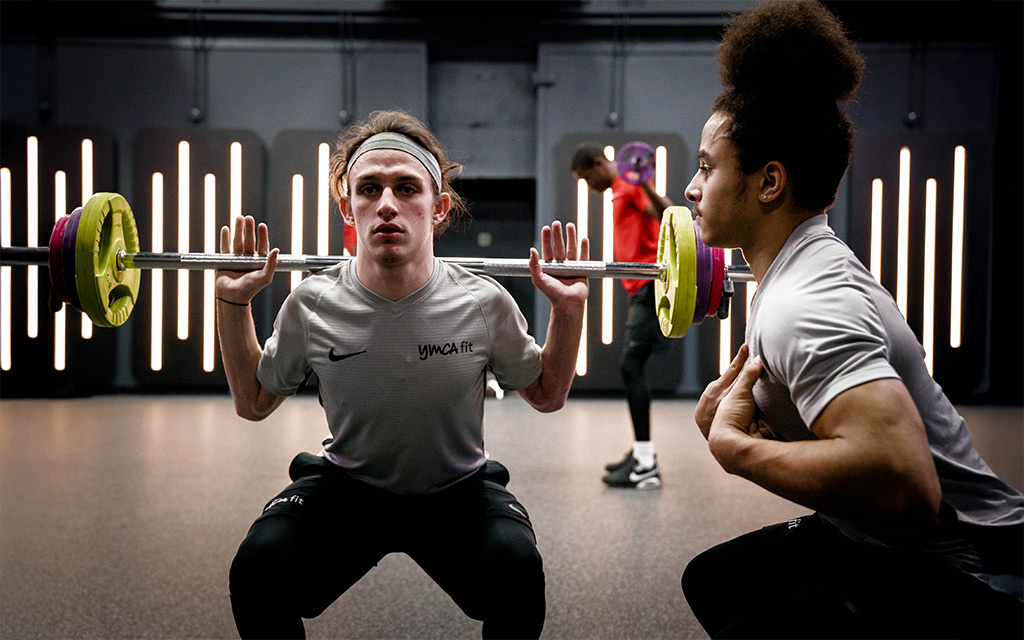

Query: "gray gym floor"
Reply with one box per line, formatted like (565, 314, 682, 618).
(1, 395, 1021, 639)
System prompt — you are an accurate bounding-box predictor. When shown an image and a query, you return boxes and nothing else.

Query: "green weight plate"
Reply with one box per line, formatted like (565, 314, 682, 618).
(654, 206, 697, 337)
(74, 193, 141, 327)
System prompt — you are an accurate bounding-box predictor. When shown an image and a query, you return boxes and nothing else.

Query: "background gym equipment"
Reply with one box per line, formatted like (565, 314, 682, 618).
(0, 193, 752, 337)
(615, 141, 656, 185)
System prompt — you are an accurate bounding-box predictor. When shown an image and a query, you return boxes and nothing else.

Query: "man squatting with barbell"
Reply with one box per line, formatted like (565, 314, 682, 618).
(215, 109, 590, 639)
(681, 1, 1023, 638)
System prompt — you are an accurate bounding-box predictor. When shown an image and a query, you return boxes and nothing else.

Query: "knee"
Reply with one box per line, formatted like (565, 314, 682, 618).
(681, 547, 720, 606)
(229, 521, 300, 599)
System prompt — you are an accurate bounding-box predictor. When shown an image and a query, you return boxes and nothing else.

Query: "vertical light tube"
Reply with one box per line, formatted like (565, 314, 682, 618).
(203, 174, 216, 373)
(923, 179, 937, 375)
(719, 250, 733, 375)
(230, 142, 242, 231)
(655, 145, 667, 197)
(151, 173, 164, 371)
(601, 181, 614, 345)
(80, 139, 94, 339)
(950, 146, 966, 348)
(177, 141, 190, 340)
(318, 143, 331, 256)
(81, 139, 94, 205)
(870, 178, 884, 283)
(27, 137, 38, 338)
(1, 168, 11, 370)
(896, 147, 911, 318)
(745, 280, 757, 332)
(575, 179, 591, 377)
(291, 174, 304, 291)
(54, 171, 66, 371)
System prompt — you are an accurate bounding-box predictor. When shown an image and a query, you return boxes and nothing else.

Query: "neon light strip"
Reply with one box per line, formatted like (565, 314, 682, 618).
(27, 137, 38, 339)
(923, 179, 937, 375)
(230, 142, 242, 236)
(601, 181, 614, 346)
(291, 174, 303, 291)
(1, 168, 11, 371)
(950, 146, 966, 348)
(203, 174, 216, 372)
(178, 141, 190, 340)
(719, 250, 733, 375)
(655, 146, 667, 197)
(870, 178, 883, 283)
(81, 139, 94, 339)
(54, 171, 66, 371)
(151, 173, 164, 371)
(896, 147, 910, 318)
(576, 175, 592, 377)
(318, 143, 330, 256)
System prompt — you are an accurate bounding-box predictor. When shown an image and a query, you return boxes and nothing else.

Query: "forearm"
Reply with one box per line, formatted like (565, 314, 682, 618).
(518, 303, 585, 412)
(216, 300, 282, 420)
(711, 429, 940, 523)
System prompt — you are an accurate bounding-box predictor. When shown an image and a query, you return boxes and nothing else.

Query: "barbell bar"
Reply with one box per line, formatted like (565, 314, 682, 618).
(0, 192, 753, 336)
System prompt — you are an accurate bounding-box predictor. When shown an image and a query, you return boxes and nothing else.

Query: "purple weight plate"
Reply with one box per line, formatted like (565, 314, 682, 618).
(61, 207, 83, 310)
(615, 141, 655, 185)
(692, 223, 712, 324)
(48, 214, 71, 305)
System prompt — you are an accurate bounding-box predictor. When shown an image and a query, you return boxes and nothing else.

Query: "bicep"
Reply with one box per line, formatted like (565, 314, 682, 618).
(811, 378, 941, 517)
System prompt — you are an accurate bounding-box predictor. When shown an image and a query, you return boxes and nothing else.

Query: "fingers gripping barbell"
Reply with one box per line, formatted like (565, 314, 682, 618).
(0, 192, 753, 337)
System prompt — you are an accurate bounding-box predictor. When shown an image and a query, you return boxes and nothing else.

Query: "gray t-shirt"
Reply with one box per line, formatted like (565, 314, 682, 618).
(746, 215, 1023, 549)
(257, 258, 543, 494)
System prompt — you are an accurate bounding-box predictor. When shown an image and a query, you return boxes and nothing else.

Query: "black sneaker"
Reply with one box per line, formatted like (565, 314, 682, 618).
(605, 450, 635, 472)
(602, 458, 661, 490)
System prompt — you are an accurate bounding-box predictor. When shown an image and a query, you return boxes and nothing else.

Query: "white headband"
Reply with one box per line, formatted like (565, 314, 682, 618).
(345, 132, 442, 191)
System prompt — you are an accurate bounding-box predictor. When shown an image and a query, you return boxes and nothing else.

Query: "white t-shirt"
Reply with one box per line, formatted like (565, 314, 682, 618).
(746, 215, 1023, 540)
(257, 258, 543, 495)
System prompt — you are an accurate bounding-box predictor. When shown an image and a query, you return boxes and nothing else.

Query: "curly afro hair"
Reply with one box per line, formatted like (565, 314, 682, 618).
(712, 1, 865, 211)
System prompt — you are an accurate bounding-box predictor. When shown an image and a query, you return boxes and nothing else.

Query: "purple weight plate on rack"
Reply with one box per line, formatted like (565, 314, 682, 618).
(615, 141, 655, 185)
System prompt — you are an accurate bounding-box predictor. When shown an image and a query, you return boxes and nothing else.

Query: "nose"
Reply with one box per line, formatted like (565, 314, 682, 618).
(376, 187, 399, 219)
(685, 173, 700, 203)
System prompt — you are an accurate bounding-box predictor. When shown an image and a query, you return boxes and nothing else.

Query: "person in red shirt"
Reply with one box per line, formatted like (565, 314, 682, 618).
(573, 145, 674, 489)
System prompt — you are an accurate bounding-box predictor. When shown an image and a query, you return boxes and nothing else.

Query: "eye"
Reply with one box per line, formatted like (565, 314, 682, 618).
(698, 163, 710, 174)
(358, 183, 379, 196)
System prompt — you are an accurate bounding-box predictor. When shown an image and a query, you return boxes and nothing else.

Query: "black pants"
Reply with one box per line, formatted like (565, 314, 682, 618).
(681, 513, 1023, 639)
(229, 454, 545, 639)
(621, 282, 671, 442)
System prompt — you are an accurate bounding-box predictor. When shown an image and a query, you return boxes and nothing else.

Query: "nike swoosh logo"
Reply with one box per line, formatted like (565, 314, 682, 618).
(328, 348, 367, 362)
(629, 469, 658, 483)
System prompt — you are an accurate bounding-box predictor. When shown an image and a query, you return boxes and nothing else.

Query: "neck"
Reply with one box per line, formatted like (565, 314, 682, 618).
(742, 209, 824, 282)
(354, 253, 436, 301)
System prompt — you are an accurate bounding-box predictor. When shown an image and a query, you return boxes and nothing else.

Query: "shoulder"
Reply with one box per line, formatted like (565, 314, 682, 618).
(441, 262, 517, 306)
(280, 262, 348, 313)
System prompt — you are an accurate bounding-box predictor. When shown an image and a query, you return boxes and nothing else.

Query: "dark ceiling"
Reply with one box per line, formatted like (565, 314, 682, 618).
(2, 1, 1021, 62)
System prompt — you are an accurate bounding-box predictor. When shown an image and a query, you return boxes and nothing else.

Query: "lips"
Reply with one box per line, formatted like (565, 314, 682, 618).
(373, 223, 403, 238)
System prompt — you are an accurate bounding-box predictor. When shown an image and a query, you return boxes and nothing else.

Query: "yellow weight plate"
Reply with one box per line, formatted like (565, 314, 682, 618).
(74, 192, 142, 327)
(654, 206, 697, 337)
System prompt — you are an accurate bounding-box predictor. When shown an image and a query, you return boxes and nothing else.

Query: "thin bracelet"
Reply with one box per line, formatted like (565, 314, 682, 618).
(216, 297, 250, 307)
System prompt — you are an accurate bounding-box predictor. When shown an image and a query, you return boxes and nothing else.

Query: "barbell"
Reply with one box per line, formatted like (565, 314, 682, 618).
(0, 192, 753, 337)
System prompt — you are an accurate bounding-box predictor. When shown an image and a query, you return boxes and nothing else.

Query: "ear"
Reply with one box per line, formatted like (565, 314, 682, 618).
(758, 161, 787, 203)
(434, 192, 451, 225)
(340, 197, 355, 226)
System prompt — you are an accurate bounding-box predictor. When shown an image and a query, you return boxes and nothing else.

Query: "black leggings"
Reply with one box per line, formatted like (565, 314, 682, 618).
(682, 513, 1023, 639)
(621, 283, 671, 442)
(229, 454, 545, 639)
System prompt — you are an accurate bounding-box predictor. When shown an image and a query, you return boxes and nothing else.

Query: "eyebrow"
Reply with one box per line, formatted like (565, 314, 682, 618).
(696, 149, 710, 161)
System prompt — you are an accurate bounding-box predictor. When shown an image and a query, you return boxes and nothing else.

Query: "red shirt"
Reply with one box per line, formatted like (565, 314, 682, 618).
(611, 177, 661, 296)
